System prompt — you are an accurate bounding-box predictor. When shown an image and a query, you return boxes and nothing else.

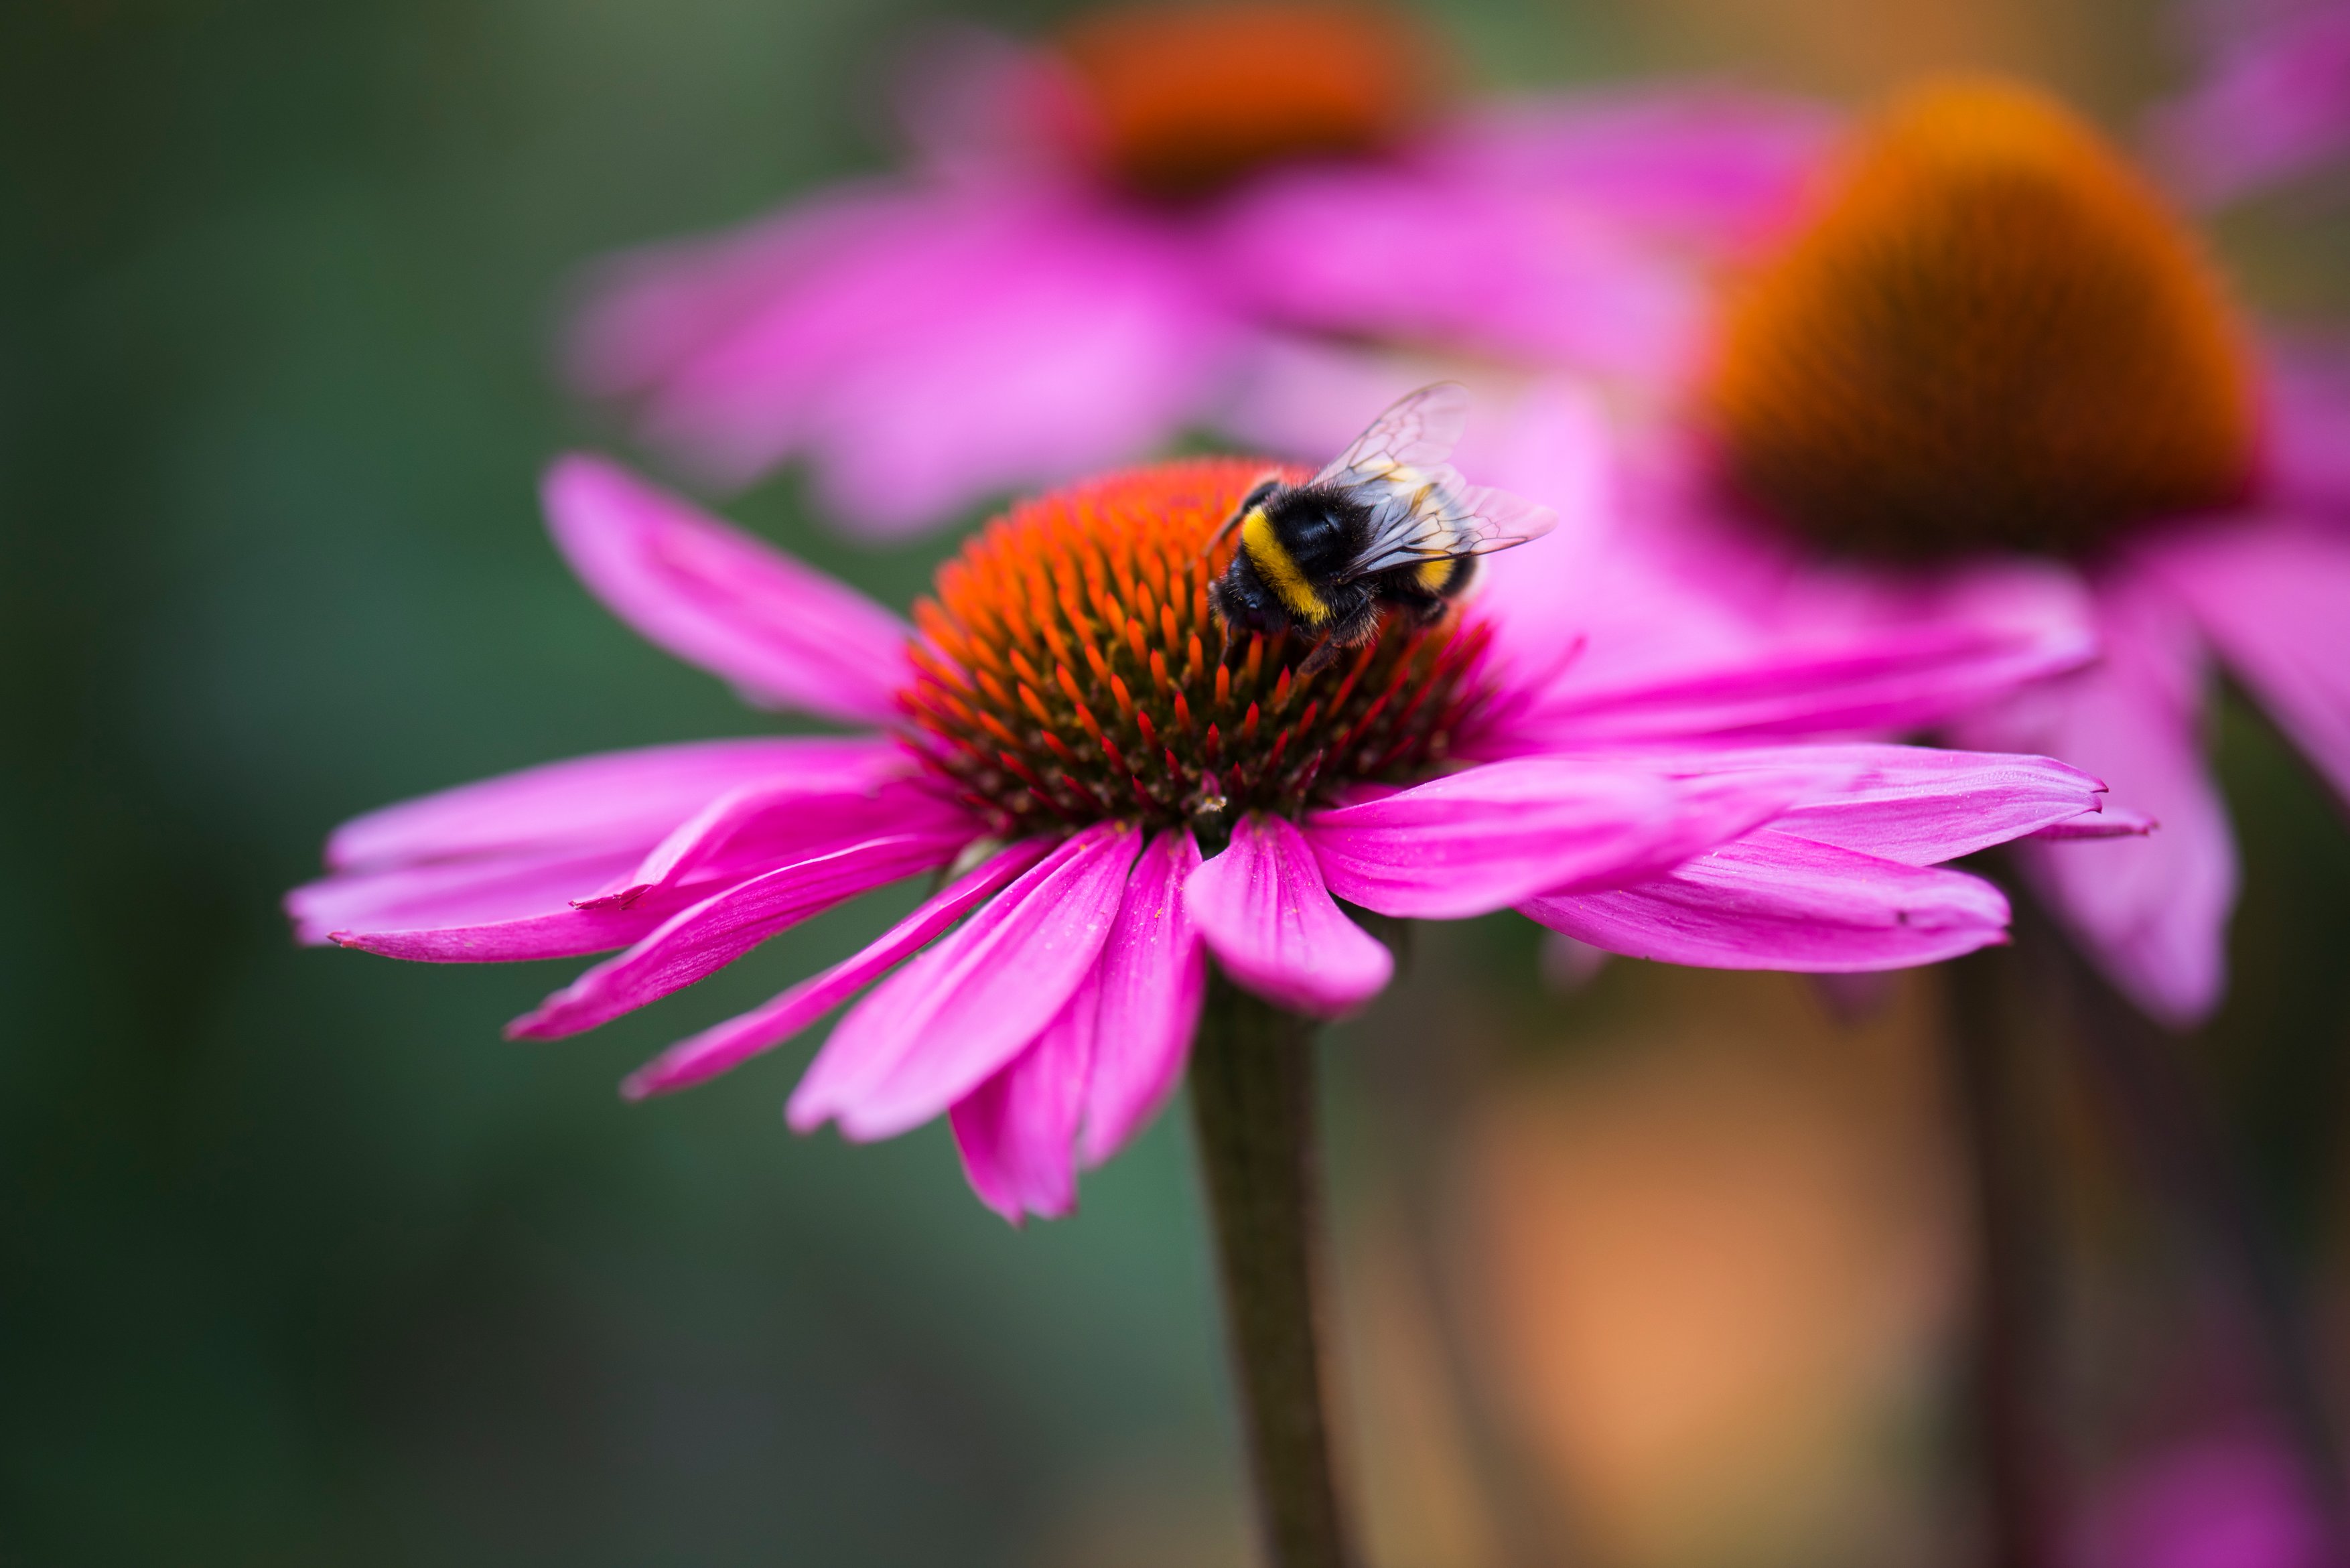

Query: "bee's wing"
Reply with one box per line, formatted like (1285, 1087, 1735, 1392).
(1311, 382, 1471, 490)
(1344, 478, 1558, 577)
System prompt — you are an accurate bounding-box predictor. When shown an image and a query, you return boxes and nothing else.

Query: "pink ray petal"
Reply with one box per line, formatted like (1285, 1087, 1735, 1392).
(621, 196, 1226, 532)
(1686, 743, 2111, 865)
(585, 773, 971, 910)
(2146, 515, 2350, 806)
(1522, 829, 2012, 972)
(951, 967, 1100, 1224)
(1438, 85, 1838, 240)
(1080, 829, 1207, 1167)
(508, 831, 969, 1041)
(788, 823, 1141, 1140)
(1186, 814, 1393, 1018)
(324, 737, 893, 873)
(542, 455, 913, 723)
(1507, 616, 2097, 747)
(291, 845, 642, 953)
(621, 840, 1050, 1100)
(1212, 161, 1702, 378)
(2263, 338, 2350, 511)
(1303, 754, 1844, 919)
(1955, 571, 2238, 1027)
(566, 182, 928, 405)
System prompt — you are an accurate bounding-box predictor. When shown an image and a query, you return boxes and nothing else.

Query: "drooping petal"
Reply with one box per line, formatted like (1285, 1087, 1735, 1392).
(1079, 829, 1207, 1167)
(290, 846, 644, 954)
(1522, 829, 2012, 972)
(1684, 743, 2111, 865)
(588, 191, 1229, 532)
(1303, 754, 1841, 919)
(324, 737, 895, 873)
(585, 773, 973, 911)
(508, 831, 969, 1040)
(789, 823, 1140, 1140)
(542, 455, 913, 723)
(1185, 814, 1392, 1018)
(951, 967, 1099, 1224)
(2145, 515, 2350, 806)
(2146, 0, 2350, 204)
(621, 840, 1050, 1100)
(1954, 570, 2238, 1027)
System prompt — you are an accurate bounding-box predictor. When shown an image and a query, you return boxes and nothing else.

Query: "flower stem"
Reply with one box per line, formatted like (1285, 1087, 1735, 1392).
(1945, 948, 2059, 1568)
(1188, 973, 1356, 1568)
(2018, 900, 2350, 1564)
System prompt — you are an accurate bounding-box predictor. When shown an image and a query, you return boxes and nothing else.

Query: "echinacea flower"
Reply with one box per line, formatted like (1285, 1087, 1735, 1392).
(1243, 72, 2350, 1029)
(564, 0, 1822, 534)
(290, 439, 2114, 1220)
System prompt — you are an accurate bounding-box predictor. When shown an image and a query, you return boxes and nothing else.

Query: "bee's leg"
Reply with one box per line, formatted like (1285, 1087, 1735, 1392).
(1298, 601, 1383, 674)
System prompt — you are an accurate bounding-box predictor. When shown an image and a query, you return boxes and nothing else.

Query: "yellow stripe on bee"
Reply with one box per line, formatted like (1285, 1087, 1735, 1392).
(1415, 557, 1453, 592)
(1241, 507, 1331, 624)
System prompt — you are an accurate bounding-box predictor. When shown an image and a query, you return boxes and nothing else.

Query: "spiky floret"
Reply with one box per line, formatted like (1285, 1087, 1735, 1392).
(900, 458, 1492, 839)
(1706, 76, 2259, 561)
(1054, 2, 1438, 200)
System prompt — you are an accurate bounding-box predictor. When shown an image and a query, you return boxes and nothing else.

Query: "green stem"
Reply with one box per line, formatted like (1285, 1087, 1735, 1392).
(1945, 948, 2059, 1568)
(1188, 973, 1356, 1568)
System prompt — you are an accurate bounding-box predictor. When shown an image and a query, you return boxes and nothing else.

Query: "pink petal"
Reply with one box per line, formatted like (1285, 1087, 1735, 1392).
(585, 773, 971, 910)
(567, 182, 927, 404)
(2145, 515, 2350, 806)
(620, 840, 1050, 1100)
(1438, 86, 1838, 240)
(2262, 338, 2350, 512)
(1185, 815, 1393, 1018)
(1697, 743, 2111, 865)
(1506, 616, 2097, 747)
(950, 968, 1099, 1224)
(542, 455, 912, 723)
(1954, 571, 2238, 1027)
(324, 737, 893, 873)
(788, 823, 1141, 1140)
(290, 845, 644, 954)
(1212, 162, 1701, 378)
(1522, 829, 2012, 972)
(618, 194, 1227, 532)
(508, 831, 969, 1041)
(1302, 754, 1839, 919)
(1079, 829, 1207, 1167)
(2147, 0, 2350, 204)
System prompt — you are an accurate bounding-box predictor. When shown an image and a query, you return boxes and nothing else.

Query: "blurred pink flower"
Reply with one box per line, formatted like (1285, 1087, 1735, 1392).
(1239, 74, 2350, 1029)
(292, 439, 2110, 1221)
(564, 2, 1826, 534)
(2075, 1431, 2327, 1568)
(2149, 0, 2350, 203)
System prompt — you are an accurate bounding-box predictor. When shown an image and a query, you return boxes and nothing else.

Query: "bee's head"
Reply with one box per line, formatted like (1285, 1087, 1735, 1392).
(1210, 547, 1288, 636)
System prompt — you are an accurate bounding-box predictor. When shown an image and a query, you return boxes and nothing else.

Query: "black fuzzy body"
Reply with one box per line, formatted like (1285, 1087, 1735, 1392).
(1210, 479, 1475, 658)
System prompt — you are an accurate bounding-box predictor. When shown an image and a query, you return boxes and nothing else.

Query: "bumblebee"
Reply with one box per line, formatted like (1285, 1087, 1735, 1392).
(1208, 383, 1557, 671)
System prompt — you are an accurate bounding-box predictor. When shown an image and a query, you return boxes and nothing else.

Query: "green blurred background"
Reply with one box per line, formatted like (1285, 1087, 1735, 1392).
(5, 0, 2347, 1563)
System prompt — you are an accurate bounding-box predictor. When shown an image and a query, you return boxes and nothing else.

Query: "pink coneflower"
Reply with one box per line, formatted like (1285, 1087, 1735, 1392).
(1251, 72, 2350, 1029)
(289, 432, 2110, 1222)
(564, 0, 1821, 534)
